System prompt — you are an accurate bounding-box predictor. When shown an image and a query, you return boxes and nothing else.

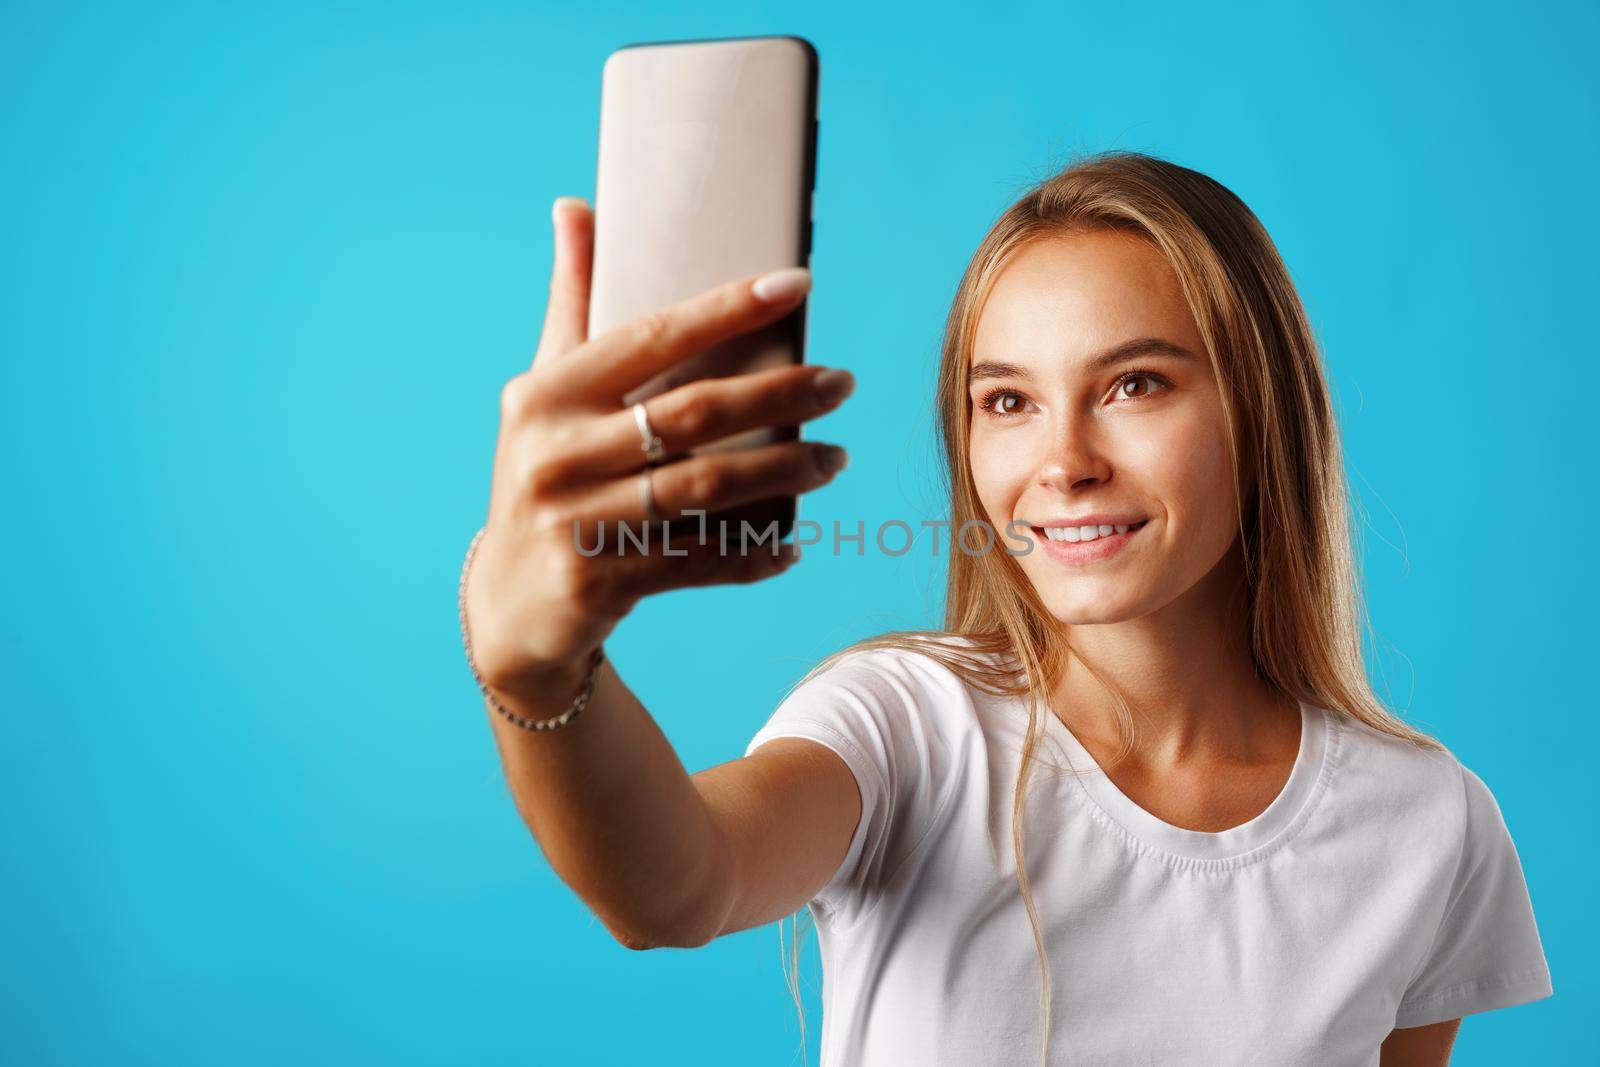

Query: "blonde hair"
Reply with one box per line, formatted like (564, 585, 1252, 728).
(776, 149, 1443, 1065)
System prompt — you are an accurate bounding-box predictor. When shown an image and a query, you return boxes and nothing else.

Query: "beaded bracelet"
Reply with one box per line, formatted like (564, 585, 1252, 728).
(458, 526, 605, 732)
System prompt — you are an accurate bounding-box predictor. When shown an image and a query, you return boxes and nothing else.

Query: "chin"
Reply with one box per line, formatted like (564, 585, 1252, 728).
(1033, 582, 1148, 626)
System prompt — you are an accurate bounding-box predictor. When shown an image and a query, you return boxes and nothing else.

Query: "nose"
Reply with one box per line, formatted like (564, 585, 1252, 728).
(1035, 411, 1111, 493)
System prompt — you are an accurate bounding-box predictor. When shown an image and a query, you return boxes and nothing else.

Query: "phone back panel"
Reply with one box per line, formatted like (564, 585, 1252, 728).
(588, 36, 817, 465)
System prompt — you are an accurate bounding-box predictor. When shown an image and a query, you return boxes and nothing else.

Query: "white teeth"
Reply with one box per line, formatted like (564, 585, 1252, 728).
(1042, 521, 1140, 543)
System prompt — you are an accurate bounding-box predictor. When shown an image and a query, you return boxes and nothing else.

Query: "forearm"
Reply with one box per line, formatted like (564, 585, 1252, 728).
(483, 655, 730, 948)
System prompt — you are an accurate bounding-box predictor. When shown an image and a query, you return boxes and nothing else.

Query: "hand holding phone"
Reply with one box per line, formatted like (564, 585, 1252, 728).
(465, 200, 852, 694)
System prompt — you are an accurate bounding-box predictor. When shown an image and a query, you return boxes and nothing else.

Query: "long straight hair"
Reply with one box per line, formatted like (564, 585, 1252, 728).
(777, 150, 1443, 1065)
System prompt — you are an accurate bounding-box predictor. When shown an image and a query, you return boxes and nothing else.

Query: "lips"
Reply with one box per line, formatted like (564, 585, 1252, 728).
(1029, 518, 1150, 565)
(1034, 519, 1149, 543)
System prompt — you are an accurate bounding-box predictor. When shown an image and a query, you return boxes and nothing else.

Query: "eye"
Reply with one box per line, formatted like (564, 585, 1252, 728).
(1111, 369, 1170, 402)
(976, 387, 1032, 418)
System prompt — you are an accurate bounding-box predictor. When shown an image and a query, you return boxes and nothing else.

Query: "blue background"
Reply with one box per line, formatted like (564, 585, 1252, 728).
(4, 1, 1594, 1062)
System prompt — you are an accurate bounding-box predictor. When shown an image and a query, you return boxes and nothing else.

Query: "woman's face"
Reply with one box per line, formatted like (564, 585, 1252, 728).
(968, 229, 1244, 625)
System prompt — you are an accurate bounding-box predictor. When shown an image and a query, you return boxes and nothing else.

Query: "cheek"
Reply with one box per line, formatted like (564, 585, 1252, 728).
(1138, 409, 1239, 534)
(967, 425, 1033, 521)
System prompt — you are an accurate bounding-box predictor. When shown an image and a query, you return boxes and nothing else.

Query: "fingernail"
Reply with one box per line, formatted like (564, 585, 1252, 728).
(813, 368, 854, 406)
(751, 267, 811, 304)
(553, 196, 587, 221)
(816, 444, 848, 475)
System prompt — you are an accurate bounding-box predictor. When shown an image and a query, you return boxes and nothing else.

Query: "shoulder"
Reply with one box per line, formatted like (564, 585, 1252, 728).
(786, 633, 996, 709)
(757, 635, 997, 760)
(1451, 760, 1523, 866)
(1328, 711, 1495, 851)
(745, 637, 996, 846)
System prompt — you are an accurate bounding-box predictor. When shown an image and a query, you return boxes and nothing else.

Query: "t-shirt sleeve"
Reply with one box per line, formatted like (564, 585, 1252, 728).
(1393, 763, 1554, 1028)
(743, 647, 960, 928)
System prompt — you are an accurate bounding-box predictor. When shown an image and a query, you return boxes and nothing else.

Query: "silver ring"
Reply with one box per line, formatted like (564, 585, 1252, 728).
(639, 468, 660, 522)
(631, 401, 667, 466)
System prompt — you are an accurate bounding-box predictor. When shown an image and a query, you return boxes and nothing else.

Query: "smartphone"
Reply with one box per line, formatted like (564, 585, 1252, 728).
(587, 35, 819, 542)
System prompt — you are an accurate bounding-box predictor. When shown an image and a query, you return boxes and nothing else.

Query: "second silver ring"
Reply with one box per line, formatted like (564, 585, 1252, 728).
(631, 400, 668, 467)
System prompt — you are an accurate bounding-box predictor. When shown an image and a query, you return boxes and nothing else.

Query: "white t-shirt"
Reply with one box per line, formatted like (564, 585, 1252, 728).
(744, 642, 1553, 1066)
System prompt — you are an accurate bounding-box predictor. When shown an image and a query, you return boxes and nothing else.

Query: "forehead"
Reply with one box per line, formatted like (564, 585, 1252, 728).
(972, 230, 1197, 363)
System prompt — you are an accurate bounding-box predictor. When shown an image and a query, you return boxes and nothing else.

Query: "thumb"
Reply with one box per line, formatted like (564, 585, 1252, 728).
(532, 196, 594, 367)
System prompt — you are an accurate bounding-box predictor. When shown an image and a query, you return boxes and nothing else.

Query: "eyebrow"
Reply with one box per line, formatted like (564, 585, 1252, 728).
(967, 337, 1200, 385)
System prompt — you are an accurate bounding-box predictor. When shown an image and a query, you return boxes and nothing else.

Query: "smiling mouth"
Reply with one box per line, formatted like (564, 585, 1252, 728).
(1032, 519, 1149, 544)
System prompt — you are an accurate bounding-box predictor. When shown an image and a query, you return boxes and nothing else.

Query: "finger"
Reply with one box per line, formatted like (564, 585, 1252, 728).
(623, 535, 802, 600)
(572, 364, 856, 481)
(556, 266, 812, 402)
(572, 534, 801, 615)
(573, 440, 848, 528)
(532, 197, 594, 368)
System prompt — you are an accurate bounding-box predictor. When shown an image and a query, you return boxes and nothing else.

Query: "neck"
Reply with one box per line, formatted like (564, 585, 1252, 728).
(1046, 540, 1298, 766)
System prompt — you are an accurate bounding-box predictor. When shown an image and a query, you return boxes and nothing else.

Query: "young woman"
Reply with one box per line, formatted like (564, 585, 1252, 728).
(460, 152, 1552, 1065)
